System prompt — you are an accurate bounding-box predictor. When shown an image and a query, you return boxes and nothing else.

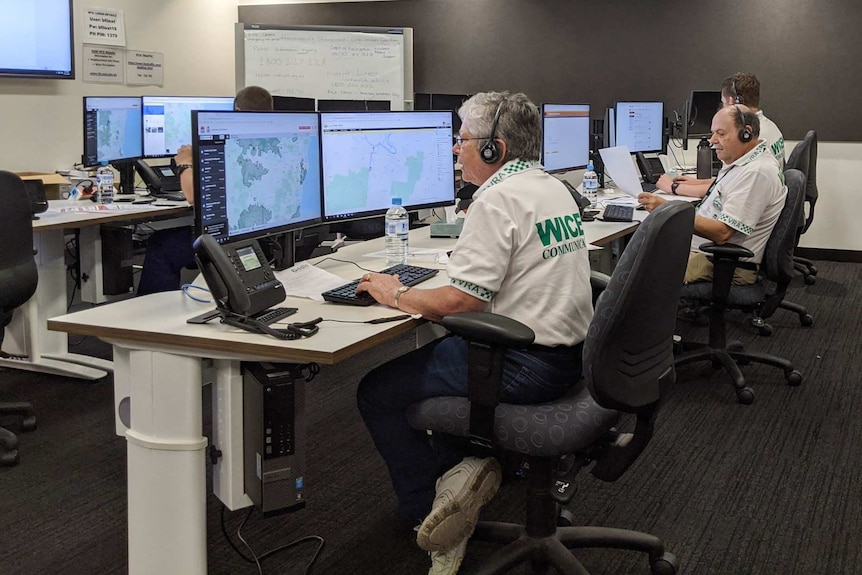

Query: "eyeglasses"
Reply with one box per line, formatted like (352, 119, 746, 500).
(453, 135, 487, 146)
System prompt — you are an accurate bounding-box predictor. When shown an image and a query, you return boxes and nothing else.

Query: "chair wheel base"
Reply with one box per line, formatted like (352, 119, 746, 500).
(736, 387, 754, 405)
(1, 449, 20, 466)
(800, 314, 814, 327)
(785, 370, 803, 386)
(651, 552, 679, 575)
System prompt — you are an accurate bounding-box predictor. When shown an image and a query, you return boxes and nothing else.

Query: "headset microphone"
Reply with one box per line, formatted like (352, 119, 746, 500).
(480, 102, 504, 164)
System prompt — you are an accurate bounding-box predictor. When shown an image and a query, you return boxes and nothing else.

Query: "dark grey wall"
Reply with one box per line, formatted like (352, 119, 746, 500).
(239, 0, 862, 141)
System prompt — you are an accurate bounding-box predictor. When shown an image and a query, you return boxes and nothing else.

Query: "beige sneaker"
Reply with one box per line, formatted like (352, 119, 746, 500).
(416, 456, 502, 552)
(428, 536, 468, 575)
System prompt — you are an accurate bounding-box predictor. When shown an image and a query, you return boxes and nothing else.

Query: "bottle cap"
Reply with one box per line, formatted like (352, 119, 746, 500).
(392, 197, 402, 205)
(587, 162, 594, 171)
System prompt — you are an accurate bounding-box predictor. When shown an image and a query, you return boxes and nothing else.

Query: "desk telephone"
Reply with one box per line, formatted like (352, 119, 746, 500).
(635, 153, 665, 184)
(560, 180, 598, 221)
(191, 234, 319, 339)
(135, 160, 185, 200)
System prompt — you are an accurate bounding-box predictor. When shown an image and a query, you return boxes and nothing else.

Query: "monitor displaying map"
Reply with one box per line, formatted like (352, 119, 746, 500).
(192, 110, 322, 244)
(82, 96, 143, 167)
(320, 111, 456, 221)
(142, 95, 235, 157)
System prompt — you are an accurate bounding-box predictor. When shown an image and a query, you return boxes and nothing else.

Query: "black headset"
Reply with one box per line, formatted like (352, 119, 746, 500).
(731, 79, 744, 105)
(480, 102, 504, 164)
(733, 104, 753, 143)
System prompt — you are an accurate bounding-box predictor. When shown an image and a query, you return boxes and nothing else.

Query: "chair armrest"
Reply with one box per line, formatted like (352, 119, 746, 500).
(440, 312, 534, 348)
(697, 241, 754, 261)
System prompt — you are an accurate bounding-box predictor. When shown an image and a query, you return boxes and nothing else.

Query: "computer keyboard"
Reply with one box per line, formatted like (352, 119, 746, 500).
(322, 264, 439, 306)
(602, 204, 634, 223)
(153, 191, 186, 202)
(641, 181, 658, 193)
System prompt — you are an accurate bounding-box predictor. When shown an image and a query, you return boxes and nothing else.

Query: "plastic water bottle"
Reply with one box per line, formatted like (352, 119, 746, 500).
(582, 163, 599, 207)
(96, 162, 114, 205)
(384, 197, 409, 266)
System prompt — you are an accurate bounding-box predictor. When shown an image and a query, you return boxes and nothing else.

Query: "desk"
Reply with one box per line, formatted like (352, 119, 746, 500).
(0, 200, 191, 380)
(47, 222, 640, 574)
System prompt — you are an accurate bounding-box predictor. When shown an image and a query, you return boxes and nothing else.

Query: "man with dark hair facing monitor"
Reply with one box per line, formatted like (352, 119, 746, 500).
(355, 91, 594, 574)
(658, 72, 786, 199)
(639, 104, 786, 286)
(137, 86, 273, 295)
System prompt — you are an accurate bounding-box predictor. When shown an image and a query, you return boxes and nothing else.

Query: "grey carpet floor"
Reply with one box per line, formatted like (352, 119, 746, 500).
(1, 261, 860, 575)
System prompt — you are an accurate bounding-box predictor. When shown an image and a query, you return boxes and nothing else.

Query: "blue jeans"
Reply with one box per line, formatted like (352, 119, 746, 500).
(356, 334, 583, 521)
(137, 226, 196, 296)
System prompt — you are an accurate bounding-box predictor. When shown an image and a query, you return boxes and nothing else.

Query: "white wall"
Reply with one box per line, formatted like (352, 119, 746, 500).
(0, 0, 238, 173)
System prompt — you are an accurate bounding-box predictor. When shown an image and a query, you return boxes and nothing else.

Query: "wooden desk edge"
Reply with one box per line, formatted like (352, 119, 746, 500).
(48, 316, 422, 366)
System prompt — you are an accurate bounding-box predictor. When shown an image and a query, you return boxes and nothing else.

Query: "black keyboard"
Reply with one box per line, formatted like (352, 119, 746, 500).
(153, 191, 186, 202)
(322, 264, 439, 306)
(641, 181, 658, 193)
(602, 204, 634, 223)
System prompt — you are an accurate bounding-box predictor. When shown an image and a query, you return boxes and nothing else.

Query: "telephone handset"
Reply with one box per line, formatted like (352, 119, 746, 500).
(560, 179, 597, 222)
(134, 159, 182, 194)
(635, 152, 665, 184)
(192, 234, 317, 339)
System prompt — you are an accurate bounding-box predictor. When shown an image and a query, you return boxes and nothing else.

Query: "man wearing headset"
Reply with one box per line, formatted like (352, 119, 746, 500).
(137, 86, 273, 295)
(356, 91, 594, 574)
(658, 72, 785, 199)
(639, 104, 786, 285)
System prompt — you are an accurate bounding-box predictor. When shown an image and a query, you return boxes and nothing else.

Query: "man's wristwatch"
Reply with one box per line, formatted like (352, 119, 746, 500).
(175, 164, 193, 177)
(394, 285, 411, 309)
(671, 182, 680, 195)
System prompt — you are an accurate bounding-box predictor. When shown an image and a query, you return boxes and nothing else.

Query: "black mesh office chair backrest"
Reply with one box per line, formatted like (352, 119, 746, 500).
(759, 169, 805, 288)
(0, 171, 38, 317)
(585, 201, 694, 413)
(802, 130, 818, 233)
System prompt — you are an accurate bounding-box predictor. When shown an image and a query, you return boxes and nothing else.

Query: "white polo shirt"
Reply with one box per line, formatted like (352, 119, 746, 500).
(447, 162, 593, 347)
(757, 110, 785, 170)
(691, 141, 786, 264)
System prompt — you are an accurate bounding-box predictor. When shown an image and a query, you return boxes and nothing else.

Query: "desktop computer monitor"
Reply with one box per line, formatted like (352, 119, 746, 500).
(540, 103, 591, 173)
(320, 111, 456, 222)
(192, 110, 323, 245)
(273, 95, 316, 111)
(683, 90, 722, 150)
(82, 96, 143, 167)
(614, 101, 664, 154)
(317, 99, 391, 112)
(414, 93, 469, 132)
(142, 95, 235, 158)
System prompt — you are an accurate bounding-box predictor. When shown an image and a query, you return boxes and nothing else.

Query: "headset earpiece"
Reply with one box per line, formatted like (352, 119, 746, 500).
(734, 105, 753, 143)
(480, 102, 504, 164)
(731, 79, 744, 105)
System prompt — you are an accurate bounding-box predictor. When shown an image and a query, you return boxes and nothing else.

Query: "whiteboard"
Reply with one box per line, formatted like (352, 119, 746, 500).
(236, 24, 413, 110)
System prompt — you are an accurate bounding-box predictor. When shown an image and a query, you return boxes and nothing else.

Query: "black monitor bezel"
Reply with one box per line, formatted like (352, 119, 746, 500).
(0, 0, 75, 80)
(684, 90, 722, 142)
(81, 96, 144, 168)
(192, 110, 324, 245)
(319, 110, 456, 223)
(272, 95, 316, 111)
(540, 103, 592, 173)
(614, 101, 665, 154)
(141, 95, 236, 159)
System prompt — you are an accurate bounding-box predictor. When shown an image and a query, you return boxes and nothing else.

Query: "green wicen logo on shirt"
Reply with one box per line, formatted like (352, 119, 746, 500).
(535, 213, 587, 259)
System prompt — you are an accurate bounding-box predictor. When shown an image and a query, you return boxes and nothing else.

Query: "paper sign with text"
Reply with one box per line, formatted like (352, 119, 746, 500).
(83, 7, 126, 46)
(82, 45, 125, 83)
(126, 50, 164, 86)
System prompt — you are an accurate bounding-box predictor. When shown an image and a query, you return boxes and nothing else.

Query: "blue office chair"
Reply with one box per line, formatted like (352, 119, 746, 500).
(408, 201, 694, 575)
(674, 169, 806, 404)
(0, 171, 39, 465)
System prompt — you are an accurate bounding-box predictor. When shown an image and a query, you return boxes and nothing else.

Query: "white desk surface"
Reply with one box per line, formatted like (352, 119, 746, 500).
(34, 199, 191, 232)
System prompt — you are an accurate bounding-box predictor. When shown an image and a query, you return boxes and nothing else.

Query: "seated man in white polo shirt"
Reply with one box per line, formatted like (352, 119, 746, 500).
(638, 104, 786, 285)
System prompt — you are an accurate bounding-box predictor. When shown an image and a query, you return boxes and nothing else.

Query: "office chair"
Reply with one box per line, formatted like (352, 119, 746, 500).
(407, 201, 695, 575)
(674, 169, 806, 404)
(787, 130, 819, 285)
(0, 171, 39, 466)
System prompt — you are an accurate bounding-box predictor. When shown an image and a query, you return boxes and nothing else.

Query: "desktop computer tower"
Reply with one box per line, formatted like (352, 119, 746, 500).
(243, 362, 307, 516)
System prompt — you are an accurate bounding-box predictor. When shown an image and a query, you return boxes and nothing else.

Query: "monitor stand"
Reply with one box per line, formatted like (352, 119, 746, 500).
(111, 160, 137, 195)
(269, 231, 296, 272)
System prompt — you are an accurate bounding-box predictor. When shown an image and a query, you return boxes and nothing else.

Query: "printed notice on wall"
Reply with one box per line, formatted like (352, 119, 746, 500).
(82, 45, 125, 83)
(83, 7, 126, 46)
(126, 50, 163, 86)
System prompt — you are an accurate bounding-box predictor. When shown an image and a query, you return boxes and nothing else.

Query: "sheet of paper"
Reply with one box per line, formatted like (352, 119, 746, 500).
(362, 247, 449, 264)
(276, 262, 349, 301)
(599, 145, 642, 198)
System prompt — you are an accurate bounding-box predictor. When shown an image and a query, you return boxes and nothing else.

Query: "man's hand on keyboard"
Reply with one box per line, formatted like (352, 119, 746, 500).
(356, 272, 402, 308)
